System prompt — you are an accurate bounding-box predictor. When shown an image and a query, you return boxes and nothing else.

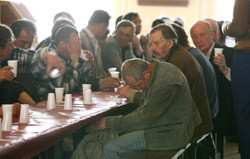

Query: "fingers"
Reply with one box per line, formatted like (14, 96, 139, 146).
(46, 55, 66, 76)
(0, 67, 15, 82)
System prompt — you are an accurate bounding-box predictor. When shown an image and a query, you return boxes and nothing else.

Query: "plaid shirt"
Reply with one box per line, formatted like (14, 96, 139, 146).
(31, 45, 93, 101)
(2, 47, 35, 73)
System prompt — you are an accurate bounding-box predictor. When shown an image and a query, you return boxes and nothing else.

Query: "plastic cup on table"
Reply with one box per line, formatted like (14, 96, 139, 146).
(19, 104, 29, 124)
(64, 94, 73, 110)
(2, 104, 13, 131)
(82, 84, 91, 97)
(84, 89, 92, 105)
(55, 88, 64, 103)
(47, 93, 56, 110)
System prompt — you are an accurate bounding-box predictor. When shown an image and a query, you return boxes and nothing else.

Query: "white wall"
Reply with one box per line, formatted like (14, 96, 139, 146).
(113, 0, 234, 40)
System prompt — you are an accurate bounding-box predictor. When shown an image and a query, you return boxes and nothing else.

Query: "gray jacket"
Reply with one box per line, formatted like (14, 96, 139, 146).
(101, 36, 134, 72)
(106, 61, 201, 150)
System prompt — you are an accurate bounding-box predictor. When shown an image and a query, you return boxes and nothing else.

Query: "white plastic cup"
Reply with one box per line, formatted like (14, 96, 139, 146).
(214, 48, 223, 56)
(2, 104, 13, 131)
(84, 89, 92, 104)
(19, 104, 29, 123)
(64, 94, 73, 110)
(47, 93, 56, 110)
(82, 84, 91, 97)
(80, 50, 88, 61)
(108, 67, 117, 74)
(7, 60, 18, 77)
(111, 71, 119, 78)
(55, 88, 64, 103)
(115, 95, 122, 104)
(50, 68, 62, 78)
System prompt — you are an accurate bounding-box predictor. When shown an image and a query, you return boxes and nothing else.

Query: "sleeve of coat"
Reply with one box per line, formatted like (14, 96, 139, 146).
(105, 84, 182, 133)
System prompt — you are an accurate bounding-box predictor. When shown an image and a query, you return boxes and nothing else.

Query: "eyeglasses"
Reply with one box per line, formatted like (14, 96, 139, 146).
(150, 36, 163, 47)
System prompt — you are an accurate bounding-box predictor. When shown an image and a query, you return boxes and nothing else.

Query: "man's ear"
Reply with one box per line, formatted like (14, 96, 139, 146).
(167, 39, 174, 48)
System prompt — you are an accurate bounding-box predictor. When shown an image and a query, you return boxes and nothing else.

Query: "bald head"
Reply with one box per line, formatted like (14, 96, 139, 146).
(190, 20, 214, 55)
(204, 18, 220, 43)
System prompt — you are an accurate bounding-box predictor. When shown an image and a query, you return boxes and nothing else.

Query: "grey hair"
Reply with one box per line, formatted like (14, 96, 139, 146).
(116, 19, 136, 35)
(121, 58, 149, 82)
(150, 23, 178, 43)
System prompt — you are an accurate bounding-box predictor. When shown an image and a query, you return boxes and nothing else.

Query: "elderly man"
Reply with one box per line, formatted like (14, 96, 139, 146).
(101, 20, 135, 72)
(190, 21, 236, 137)
(71, 58, 201, 159)
(171, 23, 219, 120)
(118, 24, 212, 142)
(149, 24, 212, 140)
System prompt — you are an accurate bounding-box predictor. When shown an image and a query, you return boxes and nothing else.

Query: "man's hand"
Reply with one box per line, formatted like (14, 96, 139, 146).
(116, 83, 132, 99)
(86, 117, 106, 132)
(132, 36, 143, 57)
(99, 77, 120, 90)
(67, 34, 81, 62)
(213, 54, 230, 76)
(140, 35, 149, 46)
(98, 73, 111, 79)
(42, 51, 66, 76)
(0, 103, 21, 116)
(82, 50, 94, 69)
(0, 66, 14, 83)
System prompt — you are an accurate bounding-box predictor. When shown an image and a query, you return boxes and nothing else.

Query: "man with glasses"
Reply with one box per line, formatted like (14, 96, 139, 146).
(150, 24, 212, 141)
(101, 20, 135, 72)
(118, 24, 213, 156)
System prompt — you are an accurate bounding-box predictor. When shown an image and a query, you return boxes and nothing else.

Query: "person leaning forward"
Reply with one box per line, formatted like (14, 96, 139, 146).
(121, 24, 213, 141)
(71, 58, 201, 159)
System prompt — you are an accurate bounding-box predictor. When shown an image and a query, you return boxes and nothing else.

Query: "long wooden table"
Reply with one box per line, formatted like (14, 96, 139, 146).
(0, 91, 131, 159)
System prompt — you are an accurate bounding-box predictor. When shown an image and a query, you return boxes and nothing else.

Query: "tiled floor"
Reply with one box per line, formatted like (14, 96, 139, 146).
(217, 140, 240, 159)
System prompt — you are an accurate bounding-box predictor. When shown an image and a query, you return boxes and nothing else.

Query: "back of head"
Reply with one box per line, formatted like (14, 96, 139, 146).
(0, 24, 13, 48)
(121, 58, 149, 82)
(88, 10, 111, 25)
(204, 18, 219, 33)
(190, 20, 213, 37)
(173, 17, 185, 27)
(123, 12, 139, 21)
(116, 20, 136, 35)
(152, 18, 165, 28)
(54, 25, 78, 46)
(10, 19, 36, 38)
(51, 19, 76, 41)
(115, 15, 123, 26)
(171, 23, 189, 47)
(53, 12, 75, 24)
(150, 24, 178, 43)
(161, 17, 173, 24)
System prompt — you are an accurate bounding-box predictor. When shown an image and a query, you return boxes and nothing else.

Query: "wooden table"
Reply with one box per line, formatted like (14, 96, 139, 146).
(0, 91, 131, 159)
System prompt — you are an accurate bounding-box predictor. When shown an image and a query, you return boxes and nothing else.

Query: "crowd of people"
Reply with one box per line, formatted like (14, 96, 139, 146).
(0, 0, 249, 158)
